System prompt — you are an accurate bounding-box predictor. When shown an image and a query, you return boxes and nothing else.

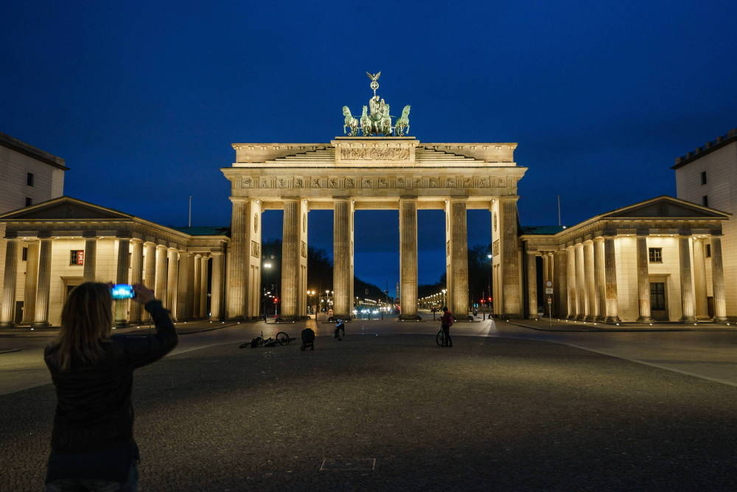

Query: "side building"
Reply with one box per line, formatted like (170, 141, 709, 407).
(672, 128, 737, 318)
(0, 197, 228, 327)
(520, 196, 730, 323)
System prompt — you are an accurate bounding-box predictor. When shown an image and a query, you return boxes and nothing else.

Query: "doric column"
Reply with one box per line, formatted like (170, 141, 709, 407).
(166, 249, 179, 313)
(491, 198, 522, 317)
(129, 240, 144, 324)
(22, 241, 39, 324)
(446, 199, 469, 316)
(33, 237, 53, 327)
(199, 256, 209, 318)
(594, 237, 606, 321)
(604, 236, 620, 323)
(226, 199, 261, 319)
(226, 198, 247, 319)
(636, 233, 652, 322)
(176, 252, 194, 320)
(114, 238, 131, 327)
(566, 245, 576, 318)
(333, 198, 354, 319)
(526, 250, 538, 319)
(575, 242, 586, 320)
(210, 253, 224, 319)
(399, 197, 418, 319)
(143, 242, 157, 289)
(154, 245, 167, 304)
(192, 254, 202, 319)
(281, 199, 308, 319)
(679, 235, 695, 322)
(82, 234, 97, 282)
(583, 240, 596, 321)
(554, 248, 567, 318)
(691, 239, 709, 319)
(711, 236, 727, 322)
(0, 238, 19, 327)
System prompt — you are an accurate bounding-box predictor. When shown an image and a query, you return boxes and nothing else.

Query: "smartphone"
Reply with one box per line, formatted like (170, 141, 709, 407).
(111, 284, 136, 300)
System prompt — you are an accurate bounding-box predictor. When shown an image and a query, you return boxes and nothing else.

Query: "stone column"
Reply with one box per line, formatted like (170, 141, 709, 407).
(199, 256, 209, 318)
(594, 237, 606, 321)
(636, 233, 652, 322)
(691, 239, 709, 319)
(583, 240, 596, 321)
(281, 199, 308, 319)
(526, 250, 538, 319)
(129, 240, 144, 324)
(154, 245, 167, 304)
(176, 252, 193, 320)
(83, 235, 97, 282)
(566, 245, 576, 318)
(166, 249, 179, 313)
(192, 254, 201, 319)
(492, 198, 522, 317)
(0, 238, 19, 327)
(446, 199, 469, 317)
(678, 235, 695, 322)
(33, 237, 53, 327)
(22, 241, 39, 324)
(333, 198, 354, 319)
(554, 248, 567, 318)
(210, 253, 224, 319)
(143, 242, 157, 290)
(604, 236, 620, 323)
(399, 198, 418, 319)
(226, 198, 248, 319)
(575, 243, 586, 320)
(711, 236, 727, 322)
(114, 238, 131, 327)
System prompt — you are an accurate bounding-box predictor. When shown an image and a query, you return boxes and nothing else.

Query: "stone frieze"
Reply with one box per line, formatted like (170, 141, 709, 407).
(240, 175, 510, 190)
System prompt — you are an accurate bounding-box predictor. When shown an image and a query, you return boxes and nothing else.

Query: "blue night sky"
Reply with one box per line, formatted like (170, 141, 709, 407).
(2, 1, 736, 295)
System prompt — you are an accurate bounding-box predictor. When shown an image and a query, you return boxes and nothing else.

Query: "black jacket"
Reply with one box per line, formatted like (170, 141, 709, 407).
(44, 300, 177, 482)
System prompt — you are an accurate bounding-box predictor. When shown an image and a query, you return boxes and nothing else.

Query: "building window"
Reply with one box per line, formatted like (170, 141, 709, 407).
(650, 282, 666, 310)
(648, 248, 662, 263)
(702, 195, 709, 207)
(22, 247, 28, 262)
(70, 250, 85, 266)
(27, 172, 35, 187)
(705, 244, 711, 258)
(700, 171, 707, 185)
(25, 197, 32, 207)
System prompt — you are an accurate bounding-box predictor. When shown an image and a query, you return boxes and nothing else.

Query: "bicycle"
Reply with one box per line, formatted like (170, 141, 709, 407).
(436, 328, 447, 347)
(239, 331, 292, 348)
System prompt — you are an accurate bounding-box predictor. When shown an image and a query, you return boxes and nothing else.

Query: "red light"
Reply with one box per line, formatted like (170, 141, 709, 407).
(273, 297, 279, 303)
(480, 299, 485, 304)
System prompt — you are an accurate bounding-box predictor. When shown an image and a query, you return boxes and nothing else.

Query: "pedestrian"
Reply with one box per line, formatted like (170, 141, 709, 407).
(44, 282, 178, 491)
(440, 306, 454, 347)
(334, 319, 345, 341)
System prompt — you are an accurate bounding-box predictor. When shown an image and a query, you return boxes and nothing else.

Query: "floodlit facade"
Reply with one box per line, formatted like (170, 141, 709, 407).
(521, 197, 730, 322)
(0, 197, 228, 327)
(673, 128, 737, 319)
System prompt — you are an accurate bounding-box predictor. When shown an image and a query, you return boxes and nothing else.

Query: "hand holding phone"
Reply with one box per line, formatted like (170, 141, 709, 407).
(111, 284, 136, 300)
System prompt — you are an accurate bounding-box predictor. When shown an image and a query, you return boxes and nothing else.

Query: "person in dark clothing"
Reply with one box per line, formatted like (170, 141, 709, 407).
(440, 306, 454, 347)
(44, 282, 178, 491)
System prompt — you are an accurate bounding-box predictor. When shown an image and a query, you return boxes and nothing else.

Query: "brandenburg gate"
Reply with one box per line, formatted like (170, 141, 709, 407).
(221, 73, 527, 320)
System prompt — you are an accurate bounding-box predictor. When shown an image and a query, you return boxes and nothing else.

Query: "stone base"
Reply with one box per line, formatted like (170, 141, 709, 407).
(31, 321, 50, 328)
(681, 316, 697, 323)
(604, 316, 621, 324)
(115, 320, 129, 328)
(399, 314, 422, 321)
(0, 321, 14, 328)
(637, 317, 653, 323)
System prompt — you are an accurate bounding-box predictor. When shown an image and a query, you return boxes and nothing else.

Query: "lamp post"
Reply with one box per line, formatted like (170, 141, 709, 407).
(263, 260, 275, 319)
(307, 289, 316, 316)
(442, 288, 447, 309)
(487, 253, 493, 318)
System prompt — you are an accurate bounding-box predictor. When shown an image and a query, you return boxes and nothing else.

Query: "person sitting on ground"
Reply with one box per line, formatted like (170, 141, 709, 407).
(44, 282, 178, 491)
(440, 306, 454, 347)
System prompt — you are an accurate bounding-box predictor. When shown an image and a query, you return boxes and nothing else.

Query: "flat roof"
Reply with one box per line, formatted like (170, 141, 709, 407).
(0, 132, 68, 170)
(672, 128, 737, 170)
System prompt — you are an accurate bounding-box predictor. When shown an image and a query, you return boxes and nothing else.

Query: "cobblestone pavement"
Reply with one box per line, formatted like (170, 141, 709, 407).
(2, 330, 737, 491)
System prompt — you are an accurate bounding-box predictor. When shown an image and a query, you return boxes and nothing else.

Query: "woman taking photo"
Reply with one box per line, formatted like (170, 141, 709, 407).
(44, 282, 177, 491)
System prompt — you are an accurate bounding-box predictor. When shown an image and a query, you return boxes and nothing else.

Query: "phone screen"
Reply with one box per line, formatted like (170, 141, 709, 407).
(111, 284, 135, 299)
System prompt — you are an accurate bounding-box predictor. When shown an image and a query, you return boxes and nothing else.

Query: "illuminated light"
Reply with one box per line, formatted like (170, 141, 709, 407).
(616, 323, 620, 326)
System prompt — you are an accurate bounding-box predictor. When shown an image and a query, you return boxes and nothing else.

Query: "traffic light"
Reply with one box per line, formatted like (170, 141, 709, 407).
(273, 297, 279, 304)
(480, 299, 486, 304)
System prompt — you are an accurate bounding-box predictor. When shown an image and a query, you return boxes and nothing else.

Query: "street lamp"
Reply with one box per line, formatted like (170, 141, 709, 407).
(307, 289, 316, 316)
(442, 288, 447, 309)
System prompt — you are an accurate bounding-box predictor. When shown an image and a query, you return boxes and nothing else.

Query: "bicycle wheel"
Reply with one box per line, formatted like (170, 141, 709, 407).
(436, 329, 446, 347)
(276, 331, 290, 345)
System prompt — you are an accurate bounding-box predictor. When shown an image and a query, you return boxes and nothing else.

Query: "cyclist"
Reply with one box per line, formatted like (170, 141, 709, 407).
(440, 306, 454, 347)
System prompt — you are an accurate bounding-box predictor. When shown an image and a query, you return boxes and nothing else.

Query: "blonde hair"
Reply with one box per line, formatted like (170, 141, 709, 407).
(51, 282, 113, 371)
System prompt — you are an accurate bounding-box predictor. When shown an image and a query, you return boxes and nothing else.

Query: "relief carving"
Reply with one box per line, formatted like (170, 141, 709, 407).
(242, 177, 253, 188)
(301, 241, 307, 258)
(361, 178, 373, 188)
(295, 178, 304, 188)
(250, 240, 260, 258)
(378, 178, 389, 188)
(340, 148, 410, 160)
(345, 178, 355, 188)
